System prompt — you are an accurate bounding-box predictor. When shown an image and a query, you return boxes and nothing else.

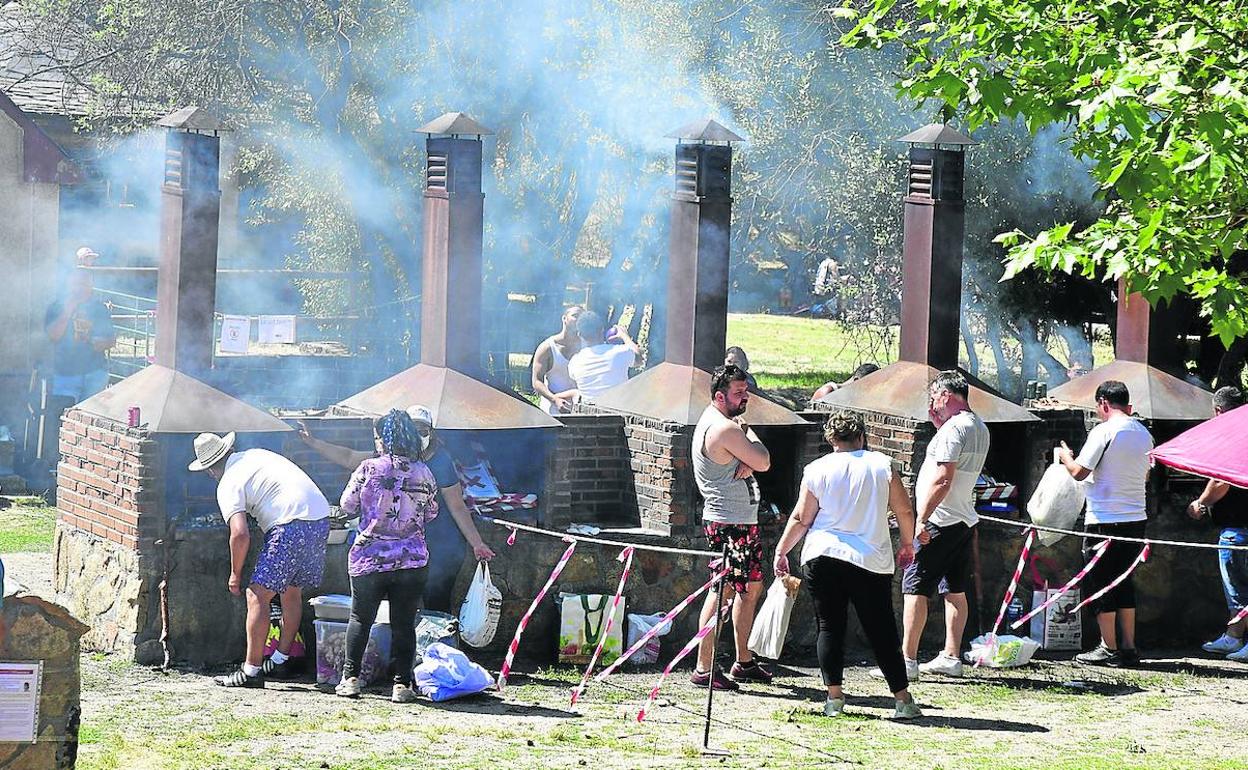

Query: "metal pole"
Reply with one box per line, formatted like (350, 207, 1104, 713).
(703, 542, 729, 750)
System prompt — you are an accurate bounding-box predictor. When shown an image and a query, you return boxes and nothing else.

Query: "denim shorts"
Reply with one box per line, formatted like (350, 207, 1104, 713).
(1219, 528, 1248, 612)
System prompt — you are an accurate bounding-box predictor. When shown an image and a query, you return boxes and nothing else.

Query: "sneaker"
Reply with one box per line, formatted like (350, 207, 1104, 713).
(392, 683, 419, 703)
(919, 653, 964, 678)
(690, 667, 739, 691)
(823, 697, 846, 717)
(729, 659, 774, 683)
(892, 699, 923, 720)
(260, 656, 300, 680)
(1203, 634, 1246, 655)
(1227, 644, 1248, 663)
(1115, 648, 1141, 668)
(871, 658, 919, 682)
(214, 669, 264, 688)
(1075, 643, 1120, 666)
(335, 676, 362, 698)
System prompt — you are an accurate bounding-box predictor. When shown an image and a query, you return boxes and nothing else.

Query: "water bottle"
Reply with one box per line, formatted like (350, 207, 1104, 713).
(1005, 596, 1025, 628)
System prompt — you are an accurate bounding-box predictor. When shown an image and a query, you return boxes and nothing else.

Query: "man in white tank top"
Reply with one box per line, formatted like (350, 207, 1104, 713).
(530, 305, 583, 415)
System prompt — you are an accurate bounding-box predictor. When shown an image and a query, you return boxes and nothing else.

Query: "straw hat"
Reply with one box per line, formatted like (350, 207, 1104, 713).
(188, 432, 236, 471)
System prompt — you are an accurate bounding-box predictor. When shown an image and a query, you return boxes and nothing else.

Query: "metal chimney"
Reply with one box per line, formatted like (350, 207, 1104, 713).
(155, 106, 223, 378)
(416, 112, 491, 375)
(897, 124, 976, 369)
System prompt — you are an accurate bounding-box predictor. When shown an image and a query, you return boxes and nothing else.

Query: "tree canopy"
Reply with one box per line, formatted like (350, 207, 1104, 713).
(844, 0, 1248, 345)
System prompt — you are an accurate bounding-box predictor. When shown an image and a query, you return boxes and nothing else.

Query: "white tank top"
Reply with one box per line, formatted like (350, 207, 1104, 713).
(539, 337, 577, 415)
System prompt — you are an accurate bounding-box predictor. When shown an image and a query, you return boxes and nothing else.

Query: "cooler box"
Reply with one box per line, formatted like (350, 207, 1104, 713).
(314, 619, 391, 686)
(309, 594, 352, 622)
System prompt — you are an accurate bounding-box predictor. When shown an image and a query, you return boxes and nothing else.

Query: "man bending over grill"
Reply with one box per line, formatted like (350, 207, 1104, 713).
(189, 432, 330, 688)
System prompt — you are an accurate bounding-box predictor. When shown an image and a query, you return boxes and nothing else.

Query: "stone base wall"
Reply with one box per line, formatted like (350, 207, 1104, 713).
(53, 525, 157, 656)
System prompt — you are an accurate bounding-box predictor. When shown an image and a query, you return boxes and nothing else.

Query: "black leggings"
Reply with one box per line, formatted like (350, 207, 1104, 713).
(344, 567, 427, 686)
(805, 556, 908, 694)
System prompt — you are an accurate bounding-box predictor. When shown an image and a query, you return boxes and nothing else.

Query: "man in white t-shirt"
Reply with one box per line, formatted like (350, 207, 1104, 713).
(189, 432, 331, 688)
(1058, 379, 1152, 668)
(893, 371, 990, 680)
(566, 310, 639, 399)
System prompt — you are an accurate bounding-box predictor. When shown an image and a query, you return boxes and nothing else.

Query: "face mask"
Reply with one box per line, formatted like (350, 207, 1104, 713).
(419, 433, 431, 452)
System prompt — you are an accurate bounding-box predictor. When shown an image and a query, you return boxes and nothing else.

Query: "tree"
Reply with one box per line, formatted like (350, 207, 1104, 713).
(842, 0, 1248, 346)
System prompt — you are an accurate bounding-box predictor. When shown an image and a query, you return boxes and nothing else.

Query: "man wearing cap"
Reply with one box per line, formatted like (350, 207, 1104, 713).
(189, 432, 330, 688)
(45, 268, 115, 403)
(75, 246, 100, 267)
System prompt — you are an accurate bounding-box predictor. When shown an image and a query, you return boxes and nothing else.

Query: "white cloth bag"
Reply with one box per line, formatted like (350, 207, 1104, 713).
(458, 562, 502, 648)
(1026, 463, 1086, 546)
(747, 577, 798, 660)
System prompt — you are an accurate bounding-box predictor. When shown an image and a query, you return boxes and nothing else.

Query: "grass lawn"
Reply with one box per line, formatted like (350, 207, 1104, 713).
(0, 503, 56, 553)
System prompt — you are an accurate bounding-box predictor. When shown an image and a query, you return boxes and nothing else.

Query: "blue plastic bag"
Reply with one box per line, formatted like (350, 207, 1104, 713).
(414, 642, 494, 702)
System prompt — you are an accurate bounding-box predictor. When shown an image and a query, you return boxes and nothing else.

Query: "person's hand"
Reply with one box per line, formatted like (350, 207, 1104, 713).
(472, 542, 496, 561)
(553, 395, 572, 413)
(917, 526, 931, 545)
(1057, 441, 1074, 463)
(773, 553, 789, 577)
(734, 463, 755, 480)
(1187, 500, 1205, 520)
(227, 574, 243, 596)
(897, 540, 915, 569)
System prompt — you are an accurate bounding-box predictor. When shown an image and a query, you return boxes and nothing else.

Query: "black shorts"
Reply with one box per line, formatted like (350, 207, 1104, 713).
(1083, 520, 1147, 613)
(902, 521, 974, 597)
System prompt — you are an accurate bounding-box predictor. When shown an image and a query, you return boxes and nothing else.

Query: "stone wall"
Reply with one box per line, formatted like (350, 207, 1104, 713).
(0, 593, 89, 770)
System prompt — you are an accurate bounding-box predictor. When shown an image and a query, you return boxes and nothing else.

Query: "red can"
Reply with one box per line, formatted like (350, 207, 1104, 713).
(127, 406, 141, 427)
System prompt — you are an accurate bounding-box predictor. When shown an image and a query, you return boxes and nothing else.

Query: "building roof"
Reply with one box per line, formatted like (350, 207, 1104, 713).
(0, 87, 81, 183)
(0, 2, 94, 117)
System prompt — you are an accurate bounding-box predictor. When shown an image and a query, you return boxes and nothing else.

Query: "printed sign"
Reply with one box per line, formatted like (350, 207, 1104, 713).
(219, 315, 250, 354)
(258, 315, 297, 344)
(0, 661, 42, 743)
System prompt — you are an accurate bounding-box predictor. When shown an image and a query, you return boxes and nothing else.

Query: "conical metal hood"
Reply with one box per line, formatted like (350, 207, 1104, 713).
(1047, 359, 1212, 421)
(589, 362, 807, 426)
(814, 361, 1039, 423)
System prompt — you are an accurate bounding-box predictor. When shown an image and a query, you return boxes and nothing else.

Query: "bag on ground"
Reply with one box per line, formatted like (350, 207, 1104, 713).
(413, 611, 460, 665)
(413, 642, 494, 701)
(558, 594, 625, 665)
(1026, 463, 1086, 546)
(1031, 587, 1082, 650)
(625, 612, 673, 666)
(964, 634, 1041, 668)
(747, 575, 801, 660)
(458, 562, 502, 648)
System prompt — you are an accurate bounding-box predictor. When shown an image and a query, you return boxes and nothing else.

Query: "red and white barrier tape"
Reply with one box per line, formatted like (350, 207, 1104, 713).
(1010, 539, 1109, 630)
(570, 546, 635, 706)
(1229, 604, 1248, 627)
(636, 611, 721, 722)
(594, 568, 728, 682)
(1070, 542, 1151, 614)
(977, 513, 1248, 551)
(497, 539, 577, 690)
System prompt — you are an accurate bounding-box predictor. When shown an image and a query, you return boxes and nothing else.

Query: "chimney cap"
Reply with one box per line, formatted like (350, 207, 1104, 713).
(416, 112, 494, 137)
(158, 106, 224, 133)
(898, 123, 976, 148)
(665, 118, 745, 144)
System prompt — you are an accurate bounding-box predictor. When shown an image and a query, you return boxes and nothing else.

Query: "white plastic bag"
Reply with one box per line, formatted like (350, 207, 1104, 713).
(414, 642, 494, 701)
(963, 634, 1041, 668)
(458, 562, 502, 648)
(1026, 463, 1086, 546)
(625, 613, 673, 666)
(747, 576, 800, 660)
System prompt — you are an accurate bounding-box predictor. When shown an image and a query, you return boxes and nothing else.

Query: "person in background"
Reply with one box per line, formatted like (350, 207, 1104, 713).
(691, 364, 773, 690)
(1188, 387, 1248, 660)
(45, 268, 116, 403)
(724, 346, 758, 390)
(567, 310, 639, 399)
(189, 432, 330, 688)
(812, 363, 880, 403)
(892, 371, 989, 680)
(75, 246, 100, 267)
(1057, 379, 1153, 667)
(531, 305, 584, 415)
(773, 411, 921, 719)
(336, 410, 438, 701)
(298, 405, 495, 613)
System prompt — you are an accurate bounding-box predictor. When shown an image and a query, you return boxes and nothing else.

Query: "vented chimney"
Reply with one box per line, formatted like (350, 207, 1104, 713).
(1114, 278, 1183, 370)
(417, 112, 492, 376)
(897, 124, 976, 369)
(155, 107, 223, 378)
(664, 119, 741, 373)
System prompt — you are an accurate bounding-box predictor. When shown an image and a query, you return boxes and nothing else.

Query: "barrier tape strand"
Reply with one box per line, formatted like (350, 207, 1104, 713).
(1010, 539, 1109, 630)
(978, 513, 1248, 551)
(1070, 542, 1151, 614)
(570, 546, 635, 705)
(483, 516, 717, 557)
(637, 610, 721, 722)
(497, 539, 577, 690)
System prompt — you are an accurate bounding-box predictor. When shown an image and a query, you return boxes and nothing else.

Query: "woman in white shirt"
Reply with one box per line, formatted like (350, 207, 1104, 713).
(773, 411, 921, 719)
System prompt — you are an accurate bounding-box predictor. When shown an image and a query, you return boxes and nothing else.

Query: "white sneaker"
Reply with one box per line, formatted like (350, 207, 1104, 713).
(391, 683, 418, 703)
(871, 658, 920, 682)
(335, 676, 361, 698)
(1227, 644, 1248, 663)
(919, 653, 964, 678)
(1202, 634, 1246, 655)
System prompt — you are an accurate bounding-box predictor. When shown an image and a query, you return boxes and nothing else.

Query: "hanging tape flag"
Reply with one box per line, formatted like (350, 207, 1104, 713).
(1011, 539, 1110, 631)
(594, 567, 728, 682)
(637, 610, 721, 722)
(570, 546, 635, 706)
(497, 539, 577, 690)
(1070, 542, 1150, 614)
(506, 527, 518, 547)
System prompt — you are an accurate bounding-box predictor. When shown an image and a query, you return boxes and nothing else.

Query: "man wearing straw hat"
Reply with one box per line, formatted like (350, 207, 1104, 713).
(189, 432, 330, 688)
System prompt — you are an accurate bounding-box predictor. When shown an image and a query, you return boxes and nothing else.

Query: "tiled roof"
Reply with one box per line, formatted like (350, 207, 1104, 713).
(0, 2, 94, 117)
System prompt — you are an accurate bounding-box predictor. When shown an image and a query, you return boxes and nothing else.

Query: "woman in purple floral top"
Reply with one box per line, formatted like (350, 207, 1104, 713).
(337, 409, 438, 702)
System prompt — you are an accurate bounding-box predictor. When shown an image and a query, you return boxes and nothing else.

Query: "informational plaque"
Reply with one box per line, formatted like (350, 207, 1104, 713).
(258, 315, 296, 344)
(0, 662, 42, 743)
(219, 315, 250, 354)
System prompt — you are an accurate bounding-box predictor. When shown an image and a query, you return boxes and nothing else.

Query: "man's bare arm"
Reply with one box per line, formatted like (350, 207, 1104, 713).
(917, 461, 956, 524)
(716, 421, 771, 472)
(530, 340, 560, 404)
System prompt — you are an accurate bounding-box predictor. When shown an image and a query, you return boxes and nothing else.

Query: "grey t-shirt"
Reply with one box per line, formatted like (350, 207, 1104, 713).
(693, 406, 760, 525)
(918, 410, 990, 527)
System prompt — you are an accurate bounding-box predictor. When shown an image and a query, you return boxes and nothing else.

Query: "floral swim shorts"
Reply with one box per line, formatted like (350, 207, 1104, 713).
(251, 518, 330, 593)
(704, 522, 764, 595)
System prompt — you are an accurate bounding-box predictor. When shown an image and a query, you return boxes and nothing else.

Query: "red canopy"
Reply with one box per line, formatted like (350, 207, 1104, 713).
(1151, 404, 1248, 488)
